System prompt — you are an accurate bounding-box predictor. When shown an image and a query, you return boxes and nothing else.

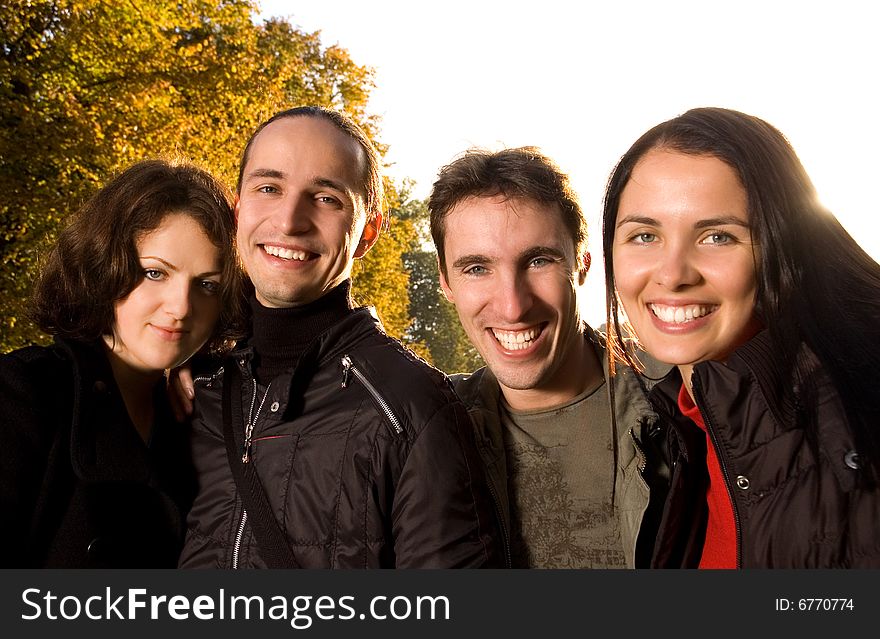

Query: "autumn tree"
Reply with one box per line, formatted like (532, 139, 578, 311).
(400, 198, 483, 373)
(1, 0, 412, 351)
(352, 183, 420, 340)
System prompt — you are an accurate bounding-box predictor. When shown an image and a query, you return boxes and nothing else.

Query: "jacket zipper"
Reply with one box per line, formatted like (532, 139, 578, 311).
(232, 376, 271, 568)
(341, 355, 403, 437)
(630, 428, 648, 475)
(232, 511, 247, 570)
(243, 379, 272, 464)
(191, 366, 223, 386)
(485, 474, 513, 568)
(692, 375, 743, 569)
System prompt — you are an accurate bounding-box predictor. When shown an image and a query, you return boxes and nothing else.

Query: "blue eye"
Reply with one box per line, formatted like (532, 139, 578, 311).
(464, 265, 487, 276)
(702, 233, 733, 245)
(144, 268, 164, 281)
(200, 280, 221, 295)
(634, 233, 656, 244)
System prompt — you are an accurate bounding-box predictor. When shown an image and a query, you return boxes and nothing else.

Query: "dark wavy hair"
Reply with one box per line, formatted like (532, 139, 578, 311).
(236, 106, 385, 227)
(31, 158, 244, 353)
(602, 106, 880, 480)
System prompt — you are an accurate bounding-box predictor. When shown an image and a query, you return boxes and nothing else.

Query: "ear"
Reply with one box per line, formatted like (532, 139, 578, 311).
(354, 213, 382, 258)
(437, 254, 455, 303)
(233, 196, 240, 224)
(577, 251, 591, 286)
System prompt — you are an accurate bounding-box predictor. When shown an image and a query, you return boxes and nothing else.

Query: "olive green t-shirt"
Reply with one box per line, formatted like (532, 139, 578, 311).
(501, 382, 626, 568)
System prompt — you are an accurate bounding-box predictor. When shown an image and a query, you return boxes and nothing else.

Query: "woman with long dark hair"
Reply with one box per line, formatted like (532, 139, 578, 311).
(603, 107, 880, 568)
(0, 159, 242, 567)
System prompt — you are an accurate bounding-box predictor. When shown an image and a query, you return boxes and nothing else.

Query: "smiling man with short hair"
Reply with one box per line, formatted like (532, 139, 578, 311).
(429, 147, 667, 568)
(178, 107, 500, 569)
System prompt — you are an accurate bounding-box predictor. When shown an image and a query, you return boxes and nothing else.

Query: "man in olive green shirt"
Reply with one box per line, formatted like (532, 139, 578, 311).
(428, 147, 667, 568)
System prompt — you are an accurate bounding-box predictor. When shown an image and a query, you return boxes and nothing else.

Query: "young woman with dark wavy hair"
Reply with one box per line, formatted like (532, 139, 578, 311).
(0, 159, 242, 567)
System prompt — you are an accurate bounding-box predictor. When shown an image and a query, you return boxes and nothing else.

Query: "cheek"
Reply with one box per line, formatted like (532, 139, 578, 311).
(447, 287, 474, 318)
(450, 280, 490, 316)
(112, 289, 147, 334)
(235, 218, 252, 246)
(611, 257, 641, 306)
(235, 207, 261, 241)
(543, 272, 578, 307)
(713, 259, 758, 310)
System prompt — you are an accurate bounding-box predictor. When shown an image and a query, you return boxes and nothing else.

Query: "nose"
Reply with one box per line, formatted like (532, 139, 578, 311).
(164, 279, 193, 321)
(654, 242, 701, 290)
(277, 193, 313, 236)
(495, 270, 534, 322)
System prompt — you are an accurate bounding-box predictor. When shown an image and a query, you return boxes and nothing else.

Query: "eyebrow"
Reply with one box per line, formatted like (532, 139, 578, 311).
(450, 246, 567, 271)
(243, 170, 355, 199)
(617, 214, 749, 228)
(313, 177, 350, 195)
(520, 246, 567, 262)
(694, 216, 750, 229)
(245, 168, 285, 182)
(141, 256, 221, 278)
(141, 256, 177, 270)
(451, 254, 492, 270)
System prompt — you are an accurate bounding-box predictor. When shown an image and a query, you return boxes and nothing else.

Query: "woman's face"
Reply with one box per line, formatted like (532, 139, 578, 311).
(107, 212, 223, 374)
(612, 149, 762, 375)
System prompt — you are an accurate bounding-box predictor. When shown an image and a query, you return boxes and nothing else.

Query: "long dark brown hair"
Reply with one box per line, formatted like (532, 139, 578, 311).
(603, 107, 880, 481)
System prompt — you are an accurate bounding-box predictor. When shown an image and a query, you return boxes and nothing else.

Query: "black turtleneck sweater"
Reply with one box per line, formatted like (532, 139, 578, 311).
(247, 280, 355, 385)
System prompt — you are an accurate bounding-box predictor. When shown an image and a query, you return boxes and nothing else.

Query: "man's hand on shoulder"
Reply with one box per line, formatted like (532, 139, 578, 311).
(167, 366, 195, 423)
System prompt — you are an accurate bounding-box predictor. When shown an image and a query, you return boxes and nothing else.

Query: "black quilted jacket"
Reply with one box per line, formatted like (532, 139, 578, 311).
(178, 308, 501, 568)
(648, 330, 880, 568)
(0, 338, 194, 567)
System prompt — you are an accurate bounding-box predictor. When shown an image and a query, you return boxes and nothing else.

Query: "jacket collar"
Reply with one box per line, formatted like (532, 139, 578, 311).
(228, 307, 384, 422)
(656, 329, 859, 491)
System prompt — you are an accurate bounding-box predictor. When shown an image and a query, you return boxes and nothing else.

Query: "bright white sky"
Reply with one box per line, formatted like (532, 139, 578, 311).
(257, 0, 879, 326)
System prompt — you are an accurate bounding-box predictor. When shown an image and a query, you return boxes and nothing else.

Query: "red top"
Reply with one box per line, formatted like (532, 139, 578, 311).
(677, 384, 737, 569)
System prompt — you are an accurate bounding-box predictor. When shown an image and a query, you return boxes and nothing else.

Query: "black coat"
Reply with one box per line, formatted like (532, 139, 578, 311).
(649, 331, 880, 568)
(179, 308, 502, 568)
(0, 338, 195, 567)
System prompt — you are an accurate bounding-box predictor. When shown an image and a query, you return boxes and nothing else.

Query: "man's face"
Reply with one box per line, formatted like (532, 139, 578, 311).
(236, 116, 380, 307)
(438, 195, 590, 409)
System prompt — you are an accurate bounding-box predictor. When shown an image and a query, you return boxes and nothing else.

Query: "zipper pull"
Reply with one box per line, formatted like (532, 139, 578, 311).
(242, 424, 254, 463)
(341, 355, 352, 388)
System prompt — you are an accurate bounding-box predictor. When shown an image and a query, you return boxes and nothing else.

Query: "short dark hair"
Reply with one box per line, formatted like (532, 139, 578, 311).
(236, 106, 385, 225)
(602, 106, 880, 480)
(31, 159, 243, 352)
(428, 147, 586, 275)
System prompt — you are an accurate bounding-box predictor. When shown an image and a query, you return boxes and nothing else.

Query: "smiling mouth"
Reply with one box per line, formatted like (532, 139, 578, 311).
(151, 325, 188, 340)
(262, 245, 316, 261)
(491, 325, 544, 351)
(649, 303, 717, 324)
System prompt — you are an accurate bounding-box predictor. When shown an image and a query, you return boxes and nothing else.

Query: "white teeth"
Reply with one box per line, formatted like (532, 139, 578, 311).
(491, 327, 540, 351)
(264, 245, 310, 261)
(650, 304, 714, 324)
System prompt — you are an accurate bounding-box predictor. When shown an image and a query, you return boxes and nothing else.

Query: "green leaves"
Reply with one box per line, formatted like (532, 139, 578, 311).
(1, 1, 475, 371)
(0, 0, 384, 351)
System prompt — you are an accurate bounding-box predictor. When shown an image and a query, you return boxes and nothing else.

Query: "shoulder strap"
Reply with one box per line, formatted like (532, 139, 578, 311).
(222, 363, 299, 568)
